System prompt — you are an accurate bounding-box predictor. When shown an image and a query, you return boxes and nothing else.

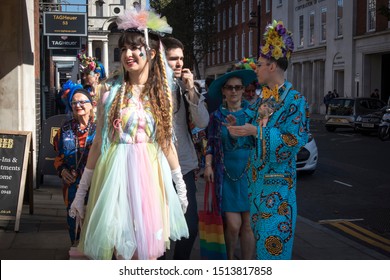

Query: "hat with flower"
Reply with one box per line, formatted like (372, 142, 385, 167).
(116, 7, 172, 50)
(260, 20, 294, 61)
(233, 57, 257, 71)
(77, 51, 106, 79)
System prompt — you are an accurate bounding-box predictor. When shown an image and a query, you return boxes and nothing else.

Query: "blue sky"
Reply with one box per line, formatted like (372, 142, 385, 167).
(60, 0, 87, 13)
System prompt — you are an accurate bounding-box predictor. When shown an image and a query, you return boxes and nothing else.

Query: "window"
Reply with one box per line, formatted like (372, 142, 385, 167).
(223, 10, 226, 30)
(229, 37, 232, 61)
(249, 30, 253, 57)
(95, 47, 101, 61)
(367, 0, 376, 31)
(235, 34, 238, 60)
(223, 40, 226, 63)
(235, 3, 238, 25)
(114, 48, 120, 62)
(217, 41, 221, 64)
(321, 8, 327, 42)
(229, 7, 232, 28)
(309, 11, 315, 45)
(299, 15, 304, 47)
(217, 13, 220, 32)
(241, 32, 246, 59)
(242, 0, 246, 23)
(266, 0, 271, 13)
(96, 5, 103, 17)
(337, 0, 343, 37)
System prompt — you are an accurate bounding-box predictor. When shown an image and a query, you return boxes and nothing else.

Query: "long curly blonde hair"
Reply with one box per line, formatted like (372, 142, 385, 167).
(106, 31, 173, 150)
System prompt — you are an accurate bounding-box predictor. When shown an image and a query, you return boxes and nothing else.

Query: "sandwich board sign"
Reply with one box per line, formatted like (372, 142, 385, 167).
(0, 130, 32, 231)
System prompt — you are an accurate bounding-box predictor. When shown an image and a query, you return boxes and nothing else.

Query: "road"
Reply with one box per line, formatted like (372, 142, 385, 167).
(297, 122, 390, 256)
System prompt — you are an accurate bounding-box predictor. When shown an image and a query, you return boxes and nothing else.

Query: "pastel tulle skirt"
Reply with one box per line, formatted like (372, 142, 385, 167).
(77, 142, 189, 260)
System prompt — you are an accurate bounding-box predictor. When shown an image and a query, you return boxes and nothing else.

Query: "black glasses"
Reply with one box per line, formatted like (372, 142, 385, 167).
(71, 100, 91, 106)
(223, 85, 244, 91)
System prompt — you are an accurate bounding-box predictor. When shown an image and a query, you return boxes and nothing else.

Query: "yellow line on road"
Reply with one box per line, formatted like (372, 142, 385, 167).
(330, 222, 390, 253)
(340, 221, 390, 245)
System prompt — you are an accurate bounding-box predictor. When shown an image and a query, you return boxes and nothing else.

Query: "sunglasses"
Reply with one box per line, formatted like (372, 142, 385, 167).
(71, 100, 91, 106)
(223, 85, 244, 91)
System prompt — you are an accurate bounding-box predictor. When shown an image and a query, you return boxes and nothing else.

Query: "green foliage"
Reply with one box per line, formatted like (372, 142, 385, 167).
(151, 0, 217, 78)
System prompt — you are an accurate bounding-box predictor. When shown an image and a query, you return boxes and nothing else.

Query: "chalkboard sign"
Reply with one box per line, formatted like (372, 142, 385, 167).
(0, 130, 32, 231)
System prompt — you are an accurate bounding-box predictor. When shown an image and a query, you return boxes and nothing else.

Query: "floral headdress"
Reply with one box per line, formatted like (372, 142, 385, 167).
(77, 51, 99, 74)
(116, 8, 172, 50)
(260, 20, 294, 60)
(233, 57, 257, 71)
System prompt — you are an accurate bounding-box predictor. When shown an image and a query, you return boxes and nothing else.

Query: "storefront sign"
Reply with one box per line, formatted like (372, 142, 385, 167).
(0, 131, 32, 231)
(48, 36, 81, 49)
(43, 12, 87, 36)
(295, 0, 326, 11)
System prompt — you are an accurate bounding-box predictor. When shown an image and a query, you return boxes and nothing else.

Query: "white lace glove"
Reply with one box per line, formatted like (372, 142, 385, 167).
(171, 167, 188, 214)
(69, 168, 94, 220)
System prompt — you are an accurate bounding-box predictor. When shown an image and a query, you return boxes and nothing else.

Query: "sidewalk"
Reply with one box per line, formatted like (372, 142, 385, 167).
(1, 174, 388, 260)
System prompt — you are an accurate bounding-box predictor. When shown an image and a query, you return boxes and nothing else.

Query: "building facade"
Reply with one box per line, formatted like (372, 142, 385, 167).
(204, 0, 261, 80)
(289, 0, 390, 113)
(205, 0, 390, 114)
(87, 0, 145, 76)
(0, 0, 39, 184)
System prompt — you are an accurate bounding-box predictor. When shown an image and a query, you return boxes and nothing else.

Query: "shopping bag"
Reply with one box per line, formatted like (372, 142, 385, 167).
(198, 182, 227, 260)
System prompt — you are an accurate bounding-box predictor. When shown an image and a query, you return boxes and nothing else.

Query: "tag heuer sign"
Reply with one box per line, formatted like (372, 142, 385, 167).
(48, 36, 81, 49)
(43, 12, 87, 36)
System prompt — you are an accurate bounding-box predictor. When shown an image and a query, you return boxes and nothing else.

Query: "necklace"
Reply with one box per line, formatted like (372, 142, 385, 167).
(77, 121, 90, 134)
(223, 159, 249, 182)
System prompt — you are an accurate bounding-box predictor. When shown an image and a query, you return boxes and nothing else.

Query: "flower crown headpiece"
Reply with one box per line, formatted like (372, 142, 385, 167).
(77, 51, 101, 75)
(116, 8, 172, 50)
(233, 57, 257, 71)
(260, 20, 294, 61)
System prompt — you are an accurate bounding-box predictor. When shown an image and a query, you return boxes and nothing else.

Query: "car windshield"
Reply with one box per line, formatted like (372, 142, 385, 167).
(356, 99, 385, 111)
(328, 99, 354, 116)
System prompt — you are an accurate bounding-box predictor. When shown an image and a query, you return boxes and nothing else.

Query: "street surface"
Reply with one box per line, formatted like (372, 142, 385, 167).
(297, 122, 390, 257)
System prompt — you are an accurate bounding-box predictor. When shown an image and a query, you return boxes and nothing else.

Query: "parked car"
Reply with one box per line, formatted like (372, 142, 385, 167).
(297, 134, 318, 175)
(325, 97, 386, 132)
(355, 106, 388, 134)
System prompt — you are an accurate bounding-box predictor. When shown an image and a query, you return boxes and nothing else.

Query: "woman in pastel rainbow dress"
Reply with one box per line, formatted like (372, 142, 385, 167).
(69, 8, 189, 260)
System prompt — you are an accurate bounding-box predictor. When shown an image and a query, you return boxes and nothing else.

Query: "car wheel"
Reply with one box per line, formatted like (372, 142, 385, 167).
(326, 126, 336, 132)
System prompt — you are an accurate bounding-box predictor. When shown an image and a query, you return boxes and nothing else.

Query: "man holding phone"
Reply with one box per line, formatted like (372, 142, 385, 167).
(162, 37, 209, 259)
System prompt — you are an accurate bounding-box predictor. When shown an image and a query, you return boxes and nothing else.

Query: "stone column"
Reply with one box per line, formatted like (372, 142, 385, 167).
(88, 40, 93, 57)
(103, 39, 109, 75)
(311, 60, 317, 112)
